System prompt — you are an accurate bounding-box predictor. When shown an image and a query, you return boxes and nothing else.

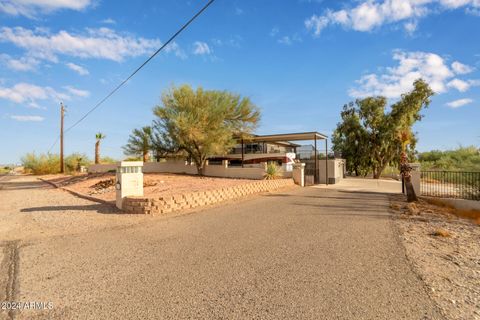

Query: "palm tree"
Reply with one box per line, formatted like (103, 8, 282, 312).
(95, 133, 106, 164)
(123, 126, 152, 162)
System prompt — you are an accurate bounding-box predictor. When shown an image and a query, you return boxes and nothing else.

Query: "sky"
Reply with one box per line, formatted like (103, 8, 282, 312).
(0, 0, 479, 164)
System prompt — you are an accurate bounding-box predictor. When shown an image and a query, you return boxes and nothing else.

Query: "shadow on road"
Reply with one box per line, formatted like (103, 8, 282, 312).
(20, 204, 120, 215)
(0, 179, 50, 191)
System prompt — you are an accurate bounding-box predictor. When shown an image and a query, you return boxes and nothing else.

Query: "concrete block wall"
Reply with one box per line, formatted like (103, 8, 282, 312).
(122, 178, 295, 215)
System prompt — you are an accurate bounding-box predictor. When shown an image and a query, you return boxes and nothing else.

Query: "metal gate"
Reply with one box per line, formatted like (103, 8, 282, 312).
(304, 160, 318, 186)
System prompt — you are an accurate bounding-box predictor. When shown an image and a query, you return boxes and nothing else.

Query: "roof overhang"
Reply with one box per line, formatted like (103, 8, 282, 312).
(244, 131, 328, 143)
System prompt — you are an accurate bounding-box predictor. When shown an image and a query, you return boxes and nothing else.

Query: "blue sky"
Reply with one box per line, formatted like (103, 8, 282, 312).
(1, 0, 479, 164)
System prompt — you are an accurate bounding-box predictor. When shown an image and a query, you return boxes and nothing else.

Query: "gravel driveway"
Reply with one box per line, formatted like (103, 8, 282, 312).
(1, 175, 442, 319)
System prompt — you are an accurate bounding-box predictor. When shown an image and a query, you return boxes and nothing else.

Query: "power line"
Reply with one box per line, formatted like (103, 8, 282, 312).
(49, 0, 216, 150)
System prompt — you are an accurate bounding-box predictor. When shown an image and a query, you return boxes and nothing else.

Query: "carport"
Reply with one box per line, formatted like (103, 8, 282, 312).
(239, 132, 329, 185)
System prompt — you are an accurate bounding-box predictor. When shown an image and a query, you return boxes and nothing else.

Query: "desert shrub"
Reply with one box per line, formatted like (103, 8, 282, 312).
(100, 156, 118, 164)
(419, 146, 480, 171)
(64, 153, 91, 173)
(123, 156, 142, 161)
(21, 153, 60, 175)
(264, 162, 282, 180)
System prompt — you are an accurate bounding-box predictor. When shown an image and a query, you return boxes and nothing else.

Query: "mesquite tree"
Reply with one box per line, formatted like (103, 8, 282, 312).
(154, 85, 260, 175)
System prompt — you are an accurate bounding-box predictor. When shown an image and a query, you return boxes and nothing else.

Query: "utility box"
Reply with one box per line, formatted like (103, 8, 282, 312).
(116, 161, 144, 209)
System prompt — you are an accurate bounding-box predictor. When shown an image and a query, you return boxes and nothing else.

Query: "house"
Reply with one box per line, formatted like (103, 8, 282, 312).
(208, 132, 346, 185)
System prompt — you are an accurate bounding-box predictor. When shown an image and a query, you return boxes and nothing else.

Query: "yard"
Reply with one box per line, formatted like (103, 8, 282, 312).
(40, 173, 261, 203)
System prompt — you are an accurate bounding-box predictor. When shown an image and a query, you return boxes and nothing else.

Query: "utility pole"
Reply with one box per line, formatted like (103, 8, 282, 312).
(60, 103, 65, 173)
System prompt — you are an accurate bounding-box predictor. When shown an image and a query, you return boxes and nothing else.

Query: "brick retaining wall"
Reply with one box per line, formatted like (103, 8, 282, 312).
(122, 178, 295, 215)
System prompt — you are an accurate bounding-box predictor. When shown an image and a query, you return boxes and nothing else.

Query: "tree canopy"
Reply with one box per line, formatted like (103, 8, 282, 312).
(332, 79, 434, 178)
(153, 85, 260, 174)
(123, 126, 153, 162)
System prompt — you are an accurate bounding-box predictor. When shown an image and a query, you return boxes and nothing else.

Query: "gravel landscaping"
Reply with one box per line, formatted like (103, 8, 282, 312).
(390, 194, 480, 320)
(41, 173, 258, 203)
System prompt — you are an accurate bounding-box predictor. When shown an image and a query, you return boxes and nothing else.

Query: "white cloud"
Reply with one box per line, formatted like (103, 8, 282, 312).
(63, 85, 89, 97)
(0, 0, 92, 18)
(0, 27, 161, 62)
(451, 61, 474, 74)
(270, 27, 279, 37)
(446, 98, 473, 108)
(101, 18, 116, 25)
(404, 21, 418, 34)
(164, 42, 187, 59)
(65, 62, 89, 75)
(0, 54, 39, 71)
(305, 0, 480, 36)
(349, 50, 477, 98)
(193, 41, 211, 55)
(10, 115, 44, 122)
(277, 34, 302, 46)
(447, 78, 480, 91)
(447, 78, 470, 91)
(305, 15, 329, 36)
(0, 82, 75, 105)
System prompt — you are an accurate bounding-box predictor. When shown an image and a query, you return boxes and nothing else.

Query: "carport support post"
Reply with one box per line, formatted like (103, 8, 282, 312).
(314, 135, 318, 184)
(241, 138, 244, 168)
(325, 139, 328, 186)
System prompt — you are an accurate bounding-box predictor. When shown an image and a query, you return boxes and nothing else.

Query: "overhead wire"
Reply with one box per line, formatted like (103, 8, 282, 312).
(48, 0, 216, 151)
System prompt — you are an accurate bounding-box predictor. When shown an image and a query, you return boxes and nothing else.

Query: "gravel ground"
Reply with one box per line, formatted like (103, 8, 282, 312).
(41, 173, 256, 202)
(390, 195, 480, 320)
(0, 175, 150, 242)
(1, 175, 442, 319)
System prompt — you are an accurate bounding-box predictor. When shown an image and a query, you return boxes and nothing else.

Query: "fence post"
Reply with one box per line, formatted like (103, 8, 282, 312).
(410, 163, 421, 196)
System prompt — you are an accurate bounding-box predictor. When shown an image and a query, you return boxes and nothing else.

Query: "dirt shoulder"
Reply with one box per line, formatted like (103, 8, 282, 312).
(390, 194, 480, 320)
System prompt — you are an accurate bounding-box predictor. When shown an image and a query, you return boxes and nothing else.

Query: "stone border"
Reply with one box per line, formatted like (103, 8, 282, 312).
(123, 178, 295, 215)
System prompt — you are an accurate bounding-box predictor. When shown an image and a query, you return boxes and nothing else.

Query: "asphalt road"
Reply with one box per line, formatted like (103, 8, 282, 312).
(1, 176, 442, 319)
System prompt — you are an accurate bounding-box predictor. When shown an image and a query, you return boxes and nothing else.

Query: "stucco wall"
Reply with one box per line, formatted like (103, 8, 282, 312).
(88, 163, 117, 173)
(316, 159, 346, 184)
(89, 160, 266, 180)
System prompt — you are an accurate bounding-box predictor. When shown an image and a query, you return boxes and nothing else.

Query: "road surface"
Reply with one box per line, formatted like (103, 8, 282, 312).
(0, 175, 442, 319)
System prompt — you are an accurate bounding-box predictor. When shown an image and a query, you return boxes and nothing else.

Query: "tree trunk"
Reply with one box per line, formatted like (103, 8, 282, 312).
(95, 141, 100, 164)
(404, 176, 418, 202)
(143, 152, 149, 162)
(373, 163, 387, 179)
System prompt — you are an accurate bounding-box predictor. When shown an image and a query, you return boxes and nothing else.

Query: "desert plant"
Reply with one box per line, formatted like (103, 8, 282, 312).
(64, 153, 91, 173)
(21, 153, 60, 175)
(154, 85, 260, 175)
(95, 133, 106, 164)
(264, 162, 282, 180)
(123, 126, 152, 162)
(100, 156, 118, 164)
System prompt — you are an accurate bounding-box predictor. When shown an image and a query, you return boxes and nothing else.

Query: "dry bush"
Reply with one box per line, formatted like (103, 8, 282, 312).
(430, 228, 451, 237)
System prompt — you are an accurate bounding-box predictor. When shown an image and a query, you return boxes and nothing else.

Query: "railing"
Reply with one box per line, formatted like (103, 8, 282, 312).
(420, 171, 480, 201)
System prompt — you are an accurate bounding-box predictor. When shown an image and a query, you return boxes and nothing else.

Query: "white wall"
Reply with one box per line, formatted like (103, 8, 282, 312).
(316, 159, 346, 184)
(88, 163, 117, 173)
(89, 160, 266, 180)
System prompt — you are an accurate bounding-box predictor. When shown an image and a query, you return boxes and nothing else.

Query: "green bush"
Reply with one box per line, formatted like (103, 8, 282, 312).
(419, 146, 480, 171)
(64, 153, 91, 173)
(21, 152, 92, 175)
(264, 162, 282, 180)
(99, 156, 118, 164)
(21, 153, 60, 175)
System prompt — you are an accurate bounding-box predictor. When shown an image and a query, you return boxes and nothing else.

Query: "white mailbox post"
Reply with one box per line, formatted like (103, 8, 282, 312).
(116, 161, 144, 209)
